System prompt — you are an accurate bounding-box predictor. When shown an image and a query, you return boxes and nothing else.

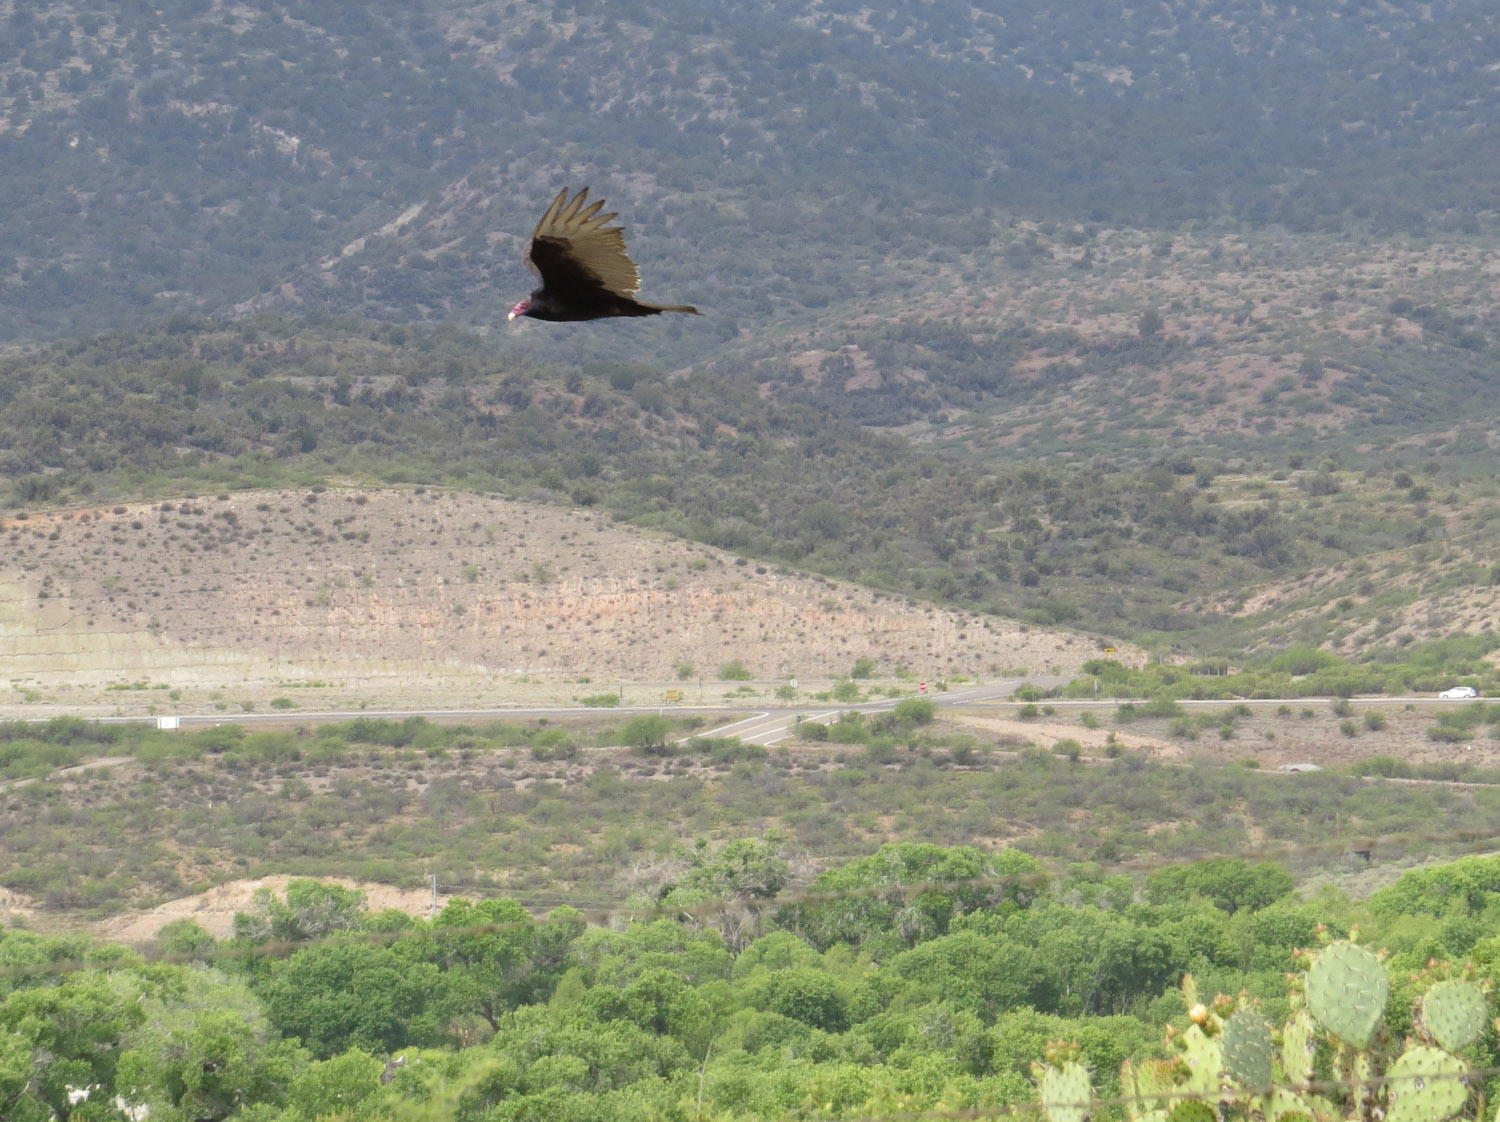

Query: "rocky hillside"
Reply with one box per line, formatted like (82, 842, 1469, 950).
(1, 487, 1103, 714)
(4, 0, 1500, 342)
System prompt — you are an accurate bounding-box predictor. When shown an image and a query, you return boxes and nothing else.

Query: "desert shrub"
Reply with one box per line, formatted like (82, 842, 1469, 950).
(344, 716, 433, 748)
(831, 679, 861, 703)
(826, 714, 869, 744)
(0, 739, 84, 779)
(620, 714, 674, 754)
(0, 715, 124, 747)
(891, 698, 937, 726)
(685, 737, 767, 764)
(530, 727, 578, 760)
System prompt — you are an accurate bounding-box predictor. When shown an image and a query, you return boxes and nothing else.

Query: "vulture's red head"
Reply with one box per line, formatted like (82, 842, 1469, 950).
(507, 297, 532, 321)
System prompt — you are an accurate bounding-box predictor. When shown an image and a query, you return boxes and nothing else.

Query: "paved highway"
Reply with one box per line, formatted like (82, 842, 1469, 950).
(57, 683, 1476, 747)
(692, 677, 1067, 745)
(69, 677, 1066, 740)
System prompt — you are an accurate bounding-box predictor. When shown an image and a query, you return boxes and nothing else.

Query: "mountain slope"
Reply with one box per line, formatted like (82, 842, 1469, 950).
(0, 486, 1100, 711)
(5, 0, 1500, 341)
(6, 317, 1500, 661)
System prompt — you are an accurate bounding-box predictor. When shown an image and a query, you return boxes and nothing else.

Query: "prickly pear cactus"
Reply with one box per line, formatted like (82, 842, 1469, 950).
(1384, 1044, 1468, 1122)
(1280, 1008, 1317, 1090)
(1421, 979, 1488, 1053)
(1049, 948, 1490, 1122)
(1164, 1103, 1215, 1122)
(1120, 1057, 1176, 1122)
(1034, 1060, 1091, 1122)
(1176, 1024, 1223, 1101)
(1305, 939, 1388, 1048)
(1221, 1007, 1273, 1092)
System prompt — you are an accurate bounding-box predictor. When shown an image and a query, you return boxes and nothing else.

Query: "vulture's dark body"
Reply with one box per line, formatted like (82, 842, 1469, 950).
(510, 188, 701, 323)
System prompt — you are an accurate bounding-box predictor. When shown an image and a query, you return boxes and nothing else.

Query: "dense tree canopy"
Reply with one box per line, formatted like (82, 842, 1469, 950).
(6, 848, 1498, 1121)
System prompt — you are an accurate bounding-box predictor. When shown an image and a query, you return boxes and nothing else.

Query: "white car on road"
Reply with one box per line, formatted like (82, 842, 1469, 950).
(1439, 686, 1479, 700)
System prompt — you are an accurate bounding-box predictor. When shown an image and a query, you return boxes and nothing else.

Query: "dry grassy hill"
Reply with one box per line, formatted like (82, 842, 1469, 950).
(1, 487, 1107, 716)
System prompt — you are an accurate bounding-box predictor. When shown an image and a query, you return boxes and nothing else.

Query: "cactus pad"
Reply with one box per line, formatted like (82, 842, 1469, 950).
(1221, 1007, 1273, 1092)
(1165, 1103, 1216, 1122)
(1305, 940, 1388, 1048)
(1421, 979, 1487, 1052)
(1279, 1009, 1316, 1088)
(1384, 1044, 1468, 1122)
(1037, 1060, 1092, 1122)
(1121, 1057, 1178, 1122)
(1176, 1024, 1223, 1101)
(1265, 1089, 1318, 1122)
(1122, 1062, 1164, 1122)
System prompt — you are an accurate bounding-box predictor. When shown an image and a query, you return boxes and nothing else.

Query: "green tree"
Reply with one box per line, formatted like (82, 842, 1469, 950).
(427, 898, 582, 1030)
(0, 966, 148, 1122)
(1143, 858, 1294, 915)
(782, 843, 1036, 952)
(254, 941, 443, 1059)
(751, 967, 849, 1032)
(115, 968, 303, 1122)
(619, 714, 673, 754)
(659, 836, 792, 951)
(283, 1047, 384, 1121)
(232, 879, 368, 945)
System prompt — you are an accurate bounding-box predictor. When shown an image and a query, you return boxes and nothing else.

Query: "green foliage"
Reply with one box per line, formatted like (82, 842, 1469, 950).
(1369, 854, 1500, 920)
(254, 940, 444, 1059)
(1144, 859, 1295, 916)
(718, 661, 753, 682)
(781, 843, 1044, 953)
(619, 715, 673, 755)
(891, 697, 937, 725)
(750, 968, 849, 1032)
(233, 879, 368, 945)
(13, 843, 1500, 1122)
(830, 678, 862, 703)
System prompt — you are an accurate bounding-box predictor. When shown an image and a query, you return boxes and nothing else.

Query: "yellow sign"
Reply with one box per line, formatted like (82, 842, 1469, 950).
(663, 689, 684, 703)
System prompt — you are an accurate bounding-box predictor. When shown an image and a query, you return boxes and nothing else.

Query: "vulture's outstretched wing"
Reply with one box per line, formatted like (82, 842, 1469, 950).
(524, 187, 642, 301)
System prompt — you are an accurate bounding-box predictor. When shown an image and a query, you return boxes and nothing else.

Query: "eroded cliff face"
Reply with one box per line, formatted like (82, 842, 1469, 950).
(1, 487, 1110, 699)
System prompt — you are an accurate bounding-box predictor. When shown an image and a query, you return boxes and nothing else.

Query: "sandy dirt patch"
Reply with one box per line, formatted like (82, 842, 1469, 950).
(91, 875, 453, 946)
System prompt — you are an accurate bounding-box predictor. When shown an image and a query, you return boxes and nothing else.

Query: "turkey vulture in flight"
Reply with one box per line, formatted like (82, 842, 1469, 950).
(509, 187, 702, 322)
